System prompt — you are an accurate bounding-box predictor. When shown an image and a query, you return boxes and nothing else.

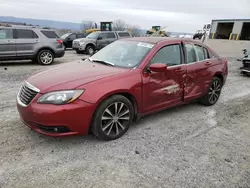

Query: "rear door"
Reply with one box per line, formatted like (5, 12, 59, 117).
(183, 42, 212, 101)
(0, 28, 16, 58)
(15, 29, 39, 57)
(106, 32, 117, 45)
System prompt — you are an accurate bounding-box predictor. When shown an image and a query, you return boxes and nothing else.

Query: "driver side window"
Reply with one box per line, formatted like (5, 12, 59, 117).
(150, 44, 181, 66)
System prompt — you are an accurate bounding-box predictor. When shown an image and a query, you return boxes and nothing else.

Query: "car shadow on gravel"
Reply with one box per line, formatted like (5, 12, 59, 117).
(0, 60, 63, 67)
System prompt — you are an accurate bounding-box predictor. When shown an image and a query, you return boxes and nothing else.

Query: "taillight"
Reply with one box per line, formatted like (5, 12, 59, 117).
(57, 39, 63, 44)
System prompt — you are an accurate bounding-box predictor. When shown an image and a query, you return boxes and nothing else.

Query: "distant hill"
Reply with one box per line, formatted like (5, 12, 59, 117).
(0, 16, 194, 36)
(0, 16, 82, 30)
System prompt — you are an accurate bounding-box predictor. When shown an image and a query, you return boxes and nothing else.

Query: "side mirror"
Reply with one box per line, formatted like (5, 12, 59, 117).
(149, 63, 167, 72)
(97, 36, 102, 40)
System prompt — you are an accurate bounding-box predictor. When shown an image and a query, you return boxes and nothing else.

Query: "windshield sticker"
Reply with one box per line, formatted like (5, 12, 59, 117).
(137, 43, 154, 48)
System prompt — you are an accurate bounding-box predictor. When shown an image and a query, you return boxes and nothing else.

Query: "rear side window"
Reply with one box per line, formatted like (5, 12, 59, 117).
(0, 28, 13, 39)
(194, 45, 205, 61)
(41, 30, 59, 38)
(118, 32, 130, 37)
(106, 32, 116, 38)
(16, 29, 38, 39)
(203, 47, 210, 59)
(185, 43, 197, 64)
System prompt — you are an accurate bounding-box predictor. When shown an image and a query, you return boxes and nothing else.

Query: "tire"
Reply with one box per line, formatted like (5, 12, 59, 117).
(91, 95, 134, 141)
(200, 77, 222, 106)
(86, 45, 95, 55)
(37, 50, 54, 65)
(76, 50, 83, 54)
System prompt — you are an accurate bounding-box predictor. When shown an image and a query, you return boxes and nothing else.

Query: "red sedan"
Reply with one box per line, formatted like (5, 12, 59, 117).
(16, 37, 228, 140)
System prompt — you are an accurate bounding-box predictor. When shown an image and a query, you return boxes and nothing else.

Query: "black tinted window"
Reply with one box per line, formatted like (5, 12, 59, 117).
(118, 32, 130, 37)
(0, 29, 13, 39)
(16, 29, 38, 39)
(41, 30, 58, 38)
(106, 32, 116, 38)
(76, 34, 86, 38)
(185, 43, 197, 63)
(150, 44, 181, 66)
(68, 34, 76, 40)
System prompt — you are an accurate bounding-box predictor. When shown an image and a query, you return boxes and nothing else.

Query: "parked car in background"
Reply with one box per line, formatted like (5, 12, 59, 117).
(0, 26, 64, 65)
(72, 31, 132, 55)
(16, 37, 228, 140)
(60, 32, 87, 50)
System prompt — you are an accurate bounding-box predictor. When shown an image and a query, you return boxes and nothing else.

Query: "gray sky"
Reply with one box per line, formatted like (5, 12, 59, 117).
(0, 0, 250, 32)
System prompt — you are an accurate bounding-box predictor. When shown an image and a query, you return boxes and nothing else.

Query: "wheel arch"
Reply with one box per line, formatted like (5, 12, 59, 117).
(88, 91, 139, 133)
(213, 72, 224, 85)
(85, 43, 96, 50)
(35, 47, 55, 57)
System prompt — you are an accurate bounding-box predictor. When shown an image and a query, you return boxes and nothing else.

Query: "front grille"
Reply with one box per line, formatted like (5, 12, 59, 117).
(73, 41, 79, 45)
(18, 83, 39, 106)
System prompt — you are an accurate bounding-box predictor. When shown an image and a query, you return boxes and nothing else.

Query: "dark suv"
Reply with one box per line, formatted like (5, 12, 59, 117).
(60, 33, 87, 50)
(0, 26, 65, 65)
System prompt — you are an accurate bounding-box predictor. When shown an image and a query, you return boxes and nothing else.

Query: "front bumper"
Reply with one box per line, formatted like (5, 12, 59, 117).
(72, 44, 86, 51)
(240, 67, 250, 73)
(16, 93, 96, 137)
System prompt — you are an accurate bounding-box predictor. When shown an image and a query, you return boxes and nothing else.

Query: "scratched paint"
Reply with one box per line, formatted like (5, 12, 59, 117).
(161, 84, 180, 94)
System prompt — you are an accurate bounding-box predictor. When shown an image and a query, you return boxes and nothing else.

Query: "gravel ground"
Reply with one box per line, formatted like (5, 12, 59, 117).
(0, 42, 250, 188)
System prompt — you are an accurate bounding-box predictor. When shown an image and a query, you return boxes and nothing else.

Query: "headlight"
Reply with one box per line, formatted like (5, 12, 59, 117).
(38, 90, 84, 105)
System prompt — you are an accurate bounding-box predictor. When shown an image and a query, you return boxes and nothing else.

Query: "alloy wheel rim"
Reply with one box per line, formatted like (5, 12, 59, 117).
(40, 52, 53, 64)
(101, 102, 130, 136)
(208, 80, 221, 104)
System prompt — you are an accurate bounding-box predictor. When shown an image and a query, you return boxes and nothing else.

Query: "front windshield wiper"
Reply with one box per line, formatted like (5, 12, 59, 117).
(89, 58, 114, 66)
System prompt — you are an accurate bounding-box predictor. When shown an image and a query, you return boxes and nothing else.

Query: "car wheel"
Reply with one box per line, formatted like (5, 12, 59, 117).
(37, 50, 54, 65)
(91, 95, 134, 141)
(200, 77, 222, 106)
(86, 45, 95, 55)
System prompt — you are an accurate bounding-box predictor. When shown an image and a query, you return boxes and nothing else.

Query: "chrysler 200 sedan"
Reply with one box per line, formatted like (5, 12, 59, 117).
(16, 37, 228, 140)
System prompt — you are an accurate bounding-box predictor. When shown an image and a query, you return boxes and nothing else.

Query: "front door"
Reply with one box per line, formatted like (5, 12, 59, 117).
(66, 34, 76, 48)
(0, 28, 16, 58)
(142, 42, 186, 114)
(15, 29, 39, 57)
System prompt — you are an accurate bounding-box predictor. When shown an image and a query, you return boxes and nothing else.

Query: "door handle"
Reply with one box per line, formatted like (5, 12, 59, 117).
(8, 40, 14, 43)
(205, 62, 212, 66)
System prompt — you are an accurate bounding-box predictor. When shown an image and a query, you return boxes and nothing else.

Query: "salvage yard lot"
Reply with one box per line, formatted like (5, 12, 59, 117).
(1, 40, 250, 188)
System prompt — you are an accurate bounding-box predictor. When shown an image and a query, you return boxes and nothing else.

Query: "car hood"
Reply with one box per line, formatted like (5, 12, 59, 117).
(26, 60, 128, 93)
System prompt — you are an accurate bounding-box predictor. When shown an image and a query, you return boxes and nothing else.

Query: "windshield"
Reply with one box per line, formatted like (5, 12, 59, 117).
(86, 32, 100, 39)
(60, 33, 72, 39)
(89, 40, 154, 68)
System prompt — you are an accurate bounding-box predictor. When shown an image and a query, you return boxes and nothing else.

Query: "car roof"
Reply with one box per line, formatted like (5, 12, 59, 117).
(121, 37, 194, 44)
